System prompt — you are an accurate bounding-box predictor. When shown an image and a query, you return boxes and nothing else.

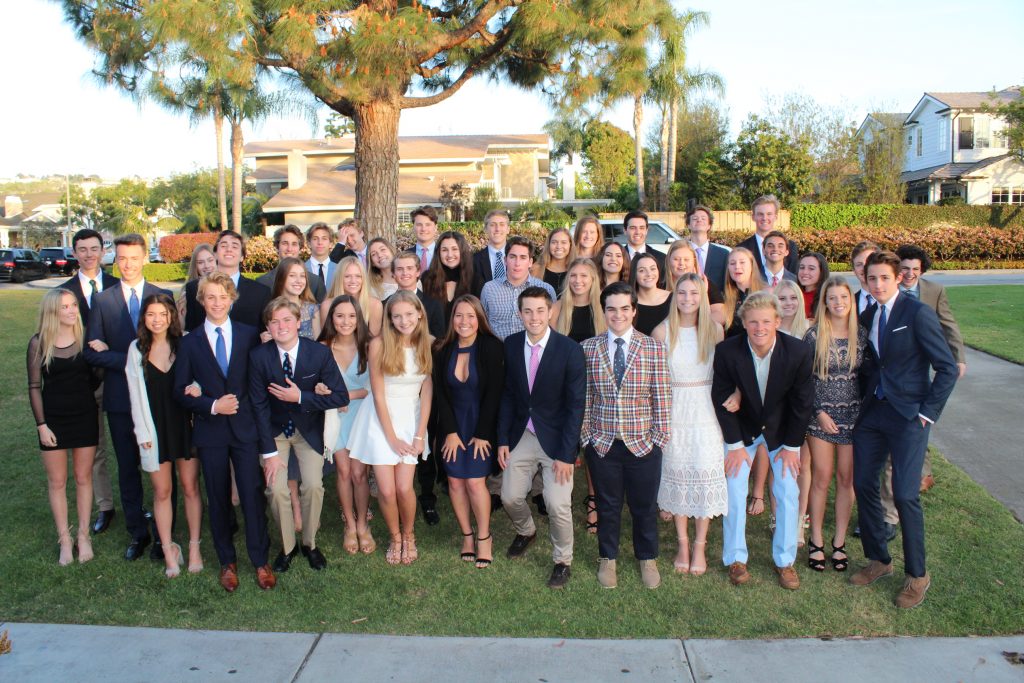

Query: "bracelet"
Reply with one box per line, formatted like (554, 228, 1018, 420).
(413, 436, 424, 441)
(37, 422, 46, 427)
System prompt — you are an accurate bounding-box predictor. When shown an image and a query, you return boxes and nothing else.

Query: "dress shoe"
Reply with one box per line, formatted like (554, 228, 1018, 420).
(920, 475, 936, 493)
(490, 493, 503, 512)
(219, 563, 239, 593)
(895, 572, 931, 609)
(597, 558, 618, 588)
(849, 560, 894, 586)
(272, 547, 299, 573)
(884, 522, 899, 542)
(150, 540, 165, 561)
(852, 525, 861, 538)
(255, 564, 277, 590)
(547, 563, 571, 589)
(421, 504, 440, 526)
(727, 562, 751, 586)
(91, 509, 115, 535)
(640, 559, 661, 589)
(302, 545, 327, 571)
(506, 533, 536, 559)
(532, 494, 548, 517)
(124, 536, 151, 561)
(775, 565, 800, 590)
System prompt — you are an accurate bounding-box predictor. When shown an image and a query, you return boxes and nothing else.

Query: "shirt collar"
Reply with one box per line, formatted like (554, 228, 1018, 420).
(607, 327, 634, 349)
(747, 338, 777, 361)
(310, 257, 330, 268)
(276, 339, 300, 360)
(524, 326, 551, 350)
(121, 279, 145, 295)
(877, 290, 899, 311)
(79, 270, 102, 287)
(204, 318, 230, 335)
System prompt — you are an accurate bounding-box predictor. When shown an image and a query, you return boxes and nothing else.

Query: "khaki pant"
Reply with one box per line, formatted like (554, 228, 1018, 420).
(500, 431, 574, 565)
(880, 452, 932, 525)
(267, 432, 324, 553)
(93, 384, 114, 512)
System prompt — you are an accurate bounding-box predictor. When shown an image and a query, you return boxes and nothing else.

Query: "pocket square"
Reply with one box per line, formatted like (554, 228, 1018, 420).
(892, 326, 908, 332)
(301, 373, 316, 379)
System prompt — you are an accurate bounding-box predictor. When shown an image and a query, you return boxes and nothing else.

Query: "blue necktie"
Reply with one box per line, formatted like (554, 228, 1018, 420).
(493, 251, 505, 281)
(128, 288, 140, 329)
(215, 327, 229, 376)
(613, 338, 626, 388)
(282, 352, 295, 437)
(875, 304, 886, 399)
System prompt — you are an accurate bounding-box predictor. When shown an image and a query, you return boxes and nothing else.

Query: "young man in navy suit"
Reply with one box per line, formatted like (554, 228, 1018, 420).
(175, 272, 275, 592)
(849, 251, 957, 609)
(250, 298, 349, 572)
(61, 228, 119, 534)
(685, 205, 730, 292)
(496, 286, 586, 589)
(84, 233, 171, 560)
(183, 230, 272, 332)
(737, 195, 799, 276)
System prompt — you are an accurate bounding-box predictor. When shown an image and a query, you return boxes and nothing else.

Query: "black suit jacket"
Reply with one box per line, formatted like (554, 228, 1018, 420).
(184, 275, 272, 333)
(496, 330, 587, 464)
(701, 242, 730, 292)
(60, 271, 120, 329)
(384, 290, 445, 340)
(711, 332, 815, 451)
(85, 282, 172, 413)
(471, 246, 509, 297)
(257, 267, 327, 303)
(858, 294, 958, 423)
(738, 234, 800, 280)
(248, 337, 349, 455)
(432, 335, 505, 446)
(174, 321, 261, 447)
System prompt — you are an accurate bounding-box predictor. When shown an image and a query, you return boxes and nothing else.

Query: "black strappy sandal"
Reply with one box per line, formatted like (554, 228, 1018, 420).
(807, 540, 826, 572)
(831, 538, 849, 572)
(475, 534, 492, 569)
(583, 495, 598, 534)
(460, 531, 476, 562)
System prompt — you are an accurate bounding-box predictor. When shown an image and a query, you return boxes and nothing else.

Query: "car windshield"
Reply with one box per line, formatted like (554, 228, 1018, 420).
(1, 251, 12, 260)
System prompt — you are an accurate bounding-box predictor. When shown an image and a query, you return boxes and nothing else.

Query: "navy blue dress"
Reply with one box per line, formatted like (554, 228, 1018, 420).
(443, 344, 490, 479)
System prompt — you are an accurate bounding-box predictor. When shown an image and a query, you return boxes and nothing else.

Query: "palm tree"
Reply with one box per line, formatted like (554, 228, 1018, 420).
(544, 112, 591, 199)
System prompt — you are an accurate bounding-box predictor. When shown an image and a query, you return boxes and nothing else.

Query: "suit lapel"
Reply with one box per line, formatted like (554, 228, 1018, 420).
(762, 337, 787, 410)
(621, 333, 644, 386)
(736, 343, 763, 415)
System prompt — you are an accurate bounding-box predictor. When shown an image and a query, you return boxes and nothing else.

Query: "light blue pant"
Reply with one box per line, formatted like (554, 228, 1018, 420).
(721, 435, 800, 568)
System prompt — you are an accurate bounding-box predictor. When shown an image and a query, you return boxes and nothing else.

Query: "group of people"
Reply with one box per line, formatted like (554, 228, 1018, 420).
(27, 196, 961, 607)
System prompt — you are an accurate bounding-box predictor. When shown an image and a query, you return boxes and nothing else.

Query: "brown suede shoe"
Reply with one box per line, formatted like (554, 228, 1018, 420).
(849, 560, 894, 586)
(597, 558, 617, 589)
(255, 564, 277, 590)
(639, 559, 661, 589)
(920, 475, 936, 493)
(775, 565, 800, 590)
(219, 563, 239, 593)
(895, 573, 931, 609)
(727, 562, 750, 586)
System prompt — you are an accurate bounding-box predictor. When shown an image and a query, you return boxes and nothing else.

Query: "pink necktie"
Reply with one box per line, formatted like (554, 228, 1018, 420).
(771, 275, 778, 287)
(696, 246, 705, 274)
(420, 248, 429, 273)
(526, 342, 541, 433)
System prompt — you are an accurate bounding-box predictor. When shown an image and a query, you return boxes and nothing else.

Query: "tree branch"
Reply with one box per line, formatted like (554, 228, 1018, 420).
(401, 26, 514, 109)
(414, 0, 522, 64)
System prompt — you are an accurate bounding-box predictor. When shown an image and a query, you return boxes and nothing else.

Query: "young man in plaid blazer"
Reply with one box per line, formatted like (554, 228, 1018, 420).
(581, 281, 672, 590)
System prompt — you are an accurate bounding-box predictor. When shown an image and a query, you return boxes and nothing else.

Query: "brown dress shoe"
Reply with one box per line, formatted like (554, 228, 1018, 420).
(639, 559, 661, 589)
(775, 565, 800, 590)
(920, 475, 936, 493)
(895, 572, 931, 609)
(597, 558, 618, 589)
(727, 562, 751, 585)
(849, 560, 894, 586)
(255, 564, 277, 590)
(219, 564, 239, 593)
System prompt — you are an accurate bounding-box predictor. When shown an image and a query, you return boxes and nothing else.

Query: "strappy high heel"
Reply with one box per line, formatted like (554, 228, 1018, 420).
(583, 495, 598, 534)
(460, 530, 476, 562)
(386, 536, 403, 565)
(807, 539, 826, 572)
(831, 538, 849, 572)
(165, 542, 183, 578)
(475, 534, 492, 569)
(401, 534, 418, 565)
(188, 540, 204, 573)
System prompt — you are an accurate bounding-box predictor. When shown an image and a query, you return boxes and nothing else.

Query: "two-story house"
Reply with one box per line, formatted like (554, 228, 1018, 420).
(898, 87, 1022, 205)
(245, 133, 555, 229)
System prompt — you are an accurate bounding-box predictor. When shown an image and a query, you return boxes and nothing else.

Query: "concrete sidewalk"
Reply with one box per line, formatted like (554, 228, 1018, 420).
(1, 623, 1022, 682)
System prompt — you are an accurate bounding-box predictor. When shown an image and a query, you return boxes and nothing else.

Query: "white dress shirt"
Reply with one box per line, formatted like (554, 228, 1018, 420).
(724, 338, 800, 454)
(764, 266, 786, 286)
(522, 327, 551, 378)
(690, 241, 707, 273)
(120, 278, 146, 307)
(78, 270, 104, 307)
(605, 327, 634, 369)
(203, 319, 233, 415)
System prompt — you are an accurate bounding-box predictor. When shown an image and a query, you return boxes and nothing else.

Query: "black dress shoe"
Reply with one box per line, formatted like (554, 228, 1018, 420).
(421, 504, 440, 526)
(302, 545, 327, 571)
(547, 563, 571, 589)
(273, 547, 299, 573)
(852, 525, 861, 538)
(125, 536, 152, 561)
(506, 533, 536, 559)
(490, 494, 503, 512)
(533, 494, 548, 517)
(884, 522, 899, 541)
(150, 540, 165, 561)
(91, 509, 115, 535)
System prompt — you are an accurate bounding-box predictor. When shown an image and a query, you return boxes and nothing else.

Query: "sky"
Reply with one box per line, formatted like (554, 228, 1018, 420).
(2, 0, 1023, 180)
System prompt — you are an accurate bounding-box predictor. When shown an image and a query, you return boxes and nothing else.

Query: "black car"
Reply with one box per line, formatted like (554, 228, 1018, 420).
(0, 248, 49, 283)
(40, 247, 79, 275)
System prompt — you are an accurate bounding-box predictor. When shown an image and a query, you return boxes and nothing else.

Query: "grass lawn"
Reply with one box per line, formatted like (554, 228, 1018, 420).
(1, 289, 1022, 639)
(946, 285, 1024, 364)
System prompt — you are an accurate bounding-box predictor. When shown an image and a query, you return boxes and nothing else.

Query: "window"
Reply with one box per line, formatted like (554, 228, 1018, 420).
(396, 209, 412, 224)
(958, 117, 974, 149)
(916, 128, 923, 156)
(1013, 188, 1024, 204)
(975, 117, 991, 148)
(994, 127, 1009, 148)
(992, 187, 1009, 203)
(938, 118, 948, 152)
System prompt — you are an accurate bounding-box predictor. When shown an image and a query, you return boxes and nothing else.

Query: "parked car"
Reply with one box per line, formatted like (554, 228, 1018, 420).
(40, 246, 79, 276)
(149, 247, 162, 263)
(102, 246, 116, 266)
(0, 248, 50, 283)
(597, 218, 681, 254)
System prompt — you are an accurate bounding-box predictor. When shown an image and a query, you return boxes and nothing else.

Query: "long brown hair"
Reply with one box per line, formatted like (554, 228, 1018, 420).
(532, 227, 575, 281)
(272, 257, 316, 304)
(434, 294, 498, 351)
(318, 294, 370, 375)
(136, 294, 182, 377)
(422, 231, 474, 303)
(573, 215, 602, 259)
(597, 241, 630, 288)
(380, 290, 433, 376)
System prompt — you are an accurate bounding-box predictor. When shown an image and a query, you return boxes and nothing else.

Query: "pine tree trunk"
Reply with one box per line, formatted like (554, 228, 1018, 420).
(353, 98, 401, 243)
(230, 118, 243, 234)
(633, 94, 646, 209)
(214, 104, 228, 232)
(668, 97, 680, 207)
(658, 104, 670, 211)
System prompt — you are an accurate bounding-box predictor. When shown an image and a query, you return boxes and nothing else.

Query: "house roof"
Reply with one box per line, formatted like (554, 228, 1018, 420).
(926, 88, 1021, 110)
(245, 134, 549, 160)
(855, 112, 909, 138)
(900, 153, 1018, 184)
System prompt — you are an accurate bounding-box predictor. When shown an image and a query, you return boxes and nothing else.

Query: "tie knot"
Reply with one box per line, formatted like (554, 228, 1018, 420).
(614, 337, 625, 348)
(89, 279, 97, 288)
(215, 326, 223, 336)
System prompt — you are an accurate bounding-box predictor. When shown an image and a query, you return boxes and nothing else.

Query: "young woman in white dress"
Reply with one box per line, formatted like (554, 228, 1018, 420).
(347, 291, 433, 565)
(652, 273, 728, 576)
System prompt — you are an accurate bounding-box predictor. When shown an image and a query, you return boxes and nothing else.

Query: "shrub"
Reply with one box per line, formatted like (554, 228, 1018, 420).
(790, 203, 1024, 231)
(159, 233, 217, 263)
(110, 263, 189, 281)
(241, 235, 277, 273)
(394, 221, 570, 253)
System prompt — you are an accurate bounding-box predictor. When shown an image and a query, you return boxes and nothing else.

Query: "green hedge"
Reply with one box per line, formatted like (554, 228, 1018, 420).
(110, 263, 263, 282)
(790, 204, 1024, 230)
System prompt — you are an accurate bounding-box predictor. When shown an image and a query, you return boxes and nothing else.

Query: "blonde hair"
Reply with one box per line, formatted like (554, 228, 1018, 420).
(185, 243, 216, 282)
(663, 240, 698, 290)
(325, 256, 372, 326)
(380, 290, 432, 377)
(737, 291, 782, 322)
(812, 276, 859, 379)
(532, 227, 575, 284)
(35, 289, 83, 370)
(666, 273, 718, 364)
(773, 279, 809, 338)
(724, 247, 763, 329)
(196, 271, 238, 302)
(554, 258, 606, 337)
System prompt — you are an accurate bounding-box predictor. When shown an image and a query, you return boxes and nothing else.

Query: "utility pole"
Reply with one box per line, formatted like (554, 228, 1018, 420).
(65, 174, 72, 247)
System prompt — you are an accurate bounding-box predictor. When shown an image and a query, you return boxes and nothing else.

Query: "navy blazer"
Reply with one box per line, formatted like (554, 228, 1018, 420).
(60, 271, 120, 328)
(858, 293, 958, 423)
(432, 334, 505, 445)
(183, 275, 272, 333)
(174, 321, 261, 447)
(471, 246, 507, 297)
(711, 332, 815, 451)
(248, 337, 349, 455)
(738, 234, 800, 279)
(702, 242, 730, 292)
(85, 281, 172, 412)
(496, 329, 587, 464)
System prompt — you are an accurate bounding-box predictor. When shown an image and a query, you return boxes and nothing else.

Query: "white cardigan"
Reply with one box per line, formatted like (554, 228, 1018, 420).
(125, 341, 161, 473)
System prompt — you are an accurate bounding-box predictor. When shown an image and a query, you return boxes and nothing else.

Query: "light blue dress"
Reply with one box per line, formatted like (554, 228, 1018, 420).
(336, 354, 369, 453)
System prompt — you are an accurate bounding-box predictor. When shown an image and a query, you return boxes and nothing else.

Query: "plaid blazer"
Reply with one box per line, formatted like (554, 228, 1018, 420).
(581, 332, 671, 457)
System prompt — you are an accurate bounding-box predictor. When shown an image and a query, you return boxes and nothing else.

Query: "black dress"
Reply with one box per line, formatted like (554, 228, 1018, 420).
(635, 296, 673, 336)
(544, 268, 568, 297)
(27, 336, 98, 450)
(725, 288, 751, 338)
(145, 360, 192, 462)
(442, 345, 491, 479)
(568, 305, 597, 343)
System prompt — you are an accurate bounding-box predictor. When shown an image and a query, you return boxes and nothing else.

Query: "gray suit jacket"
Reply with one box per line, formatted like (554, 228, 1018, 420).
(915, 278, 966, 364)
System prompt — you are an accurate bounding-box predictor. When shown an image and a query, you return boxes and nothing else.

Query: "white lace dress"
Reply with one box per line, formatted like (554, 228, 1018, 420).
(657, 327, 728, 518)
